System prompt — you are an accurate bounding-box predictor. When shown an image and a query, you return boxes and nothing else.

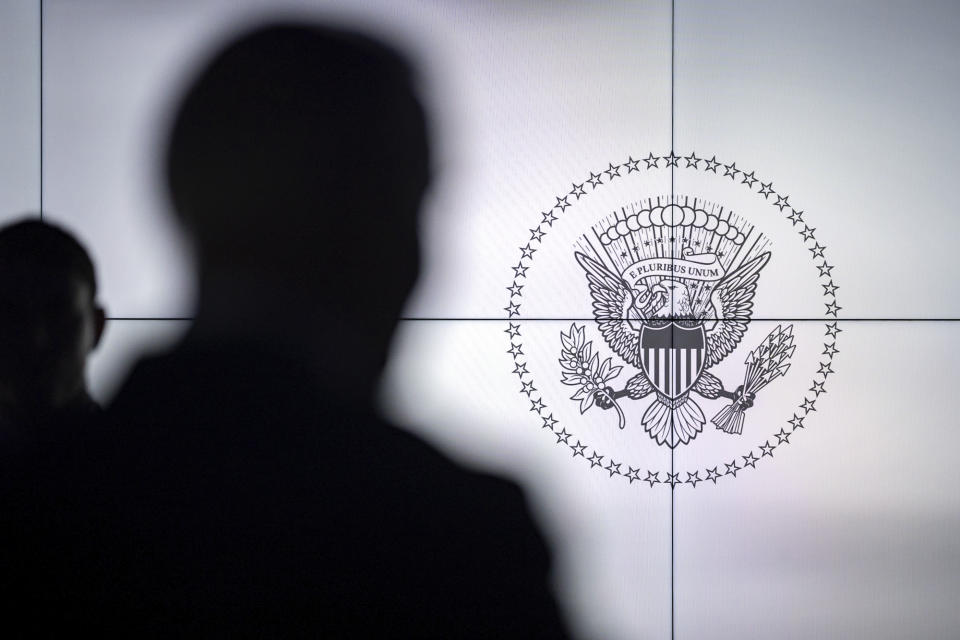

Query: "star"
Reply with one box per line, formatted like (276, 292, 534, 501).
(759, 182, 774, 198)
(512, 362, 528, 377)
(520, 244, 535, 259)
(505, 323, 520, 338)
(520, 379, 534, 394)
(587, 452, 603, 468)
(555, 195, 570, 211)
(665, 472, 680, 487)
(818, 262, 834, 278)
(686, 471, 701, 487)
(570, 440, 587, 457)
(542, 413, 558, 429)
(644, 470, 660, 487)
(723, 162, 738, 179)
(788, 209, 805, 226)
(605, 460, 622, 477)
(775, 428, 791, 444)
(509, 344, 524, 358)
(819, 361, 835, 377)
(587, 172, 603, 188)
(541, 210, 557, 226)
(504, 302, 520, 318)
(627, 466, 641, 483)
(643, 240, 651, 246)
(570, 182, 587, 199)
(530, 227, 545, 242)
(801, 397, 817, 414)
(742, 452, 758, 468)
(507, 282, 523, 297)
(512, 263, 528, 278)
(530, 397, 545, 413)
(664, 152, 679, 167)
(810, 380, 826, 396)
(725, 460, 740, 477)
(801, 225, 816, 241)
(705, 156, 720, 172)
(740, 170, 757, 187)
(822, 343, 839, 358)
(684, 152, 701, 169)
(624, 156, 641, 173)
(825, 322, 842, 338)
(822, 281, 838, 296)
(825, 301, 841, 316)
(555, 428, 571, 444)
(705, 467, 720, 483)
(620, 251, 628, 258)
(775, 194, 790, 211)
(605, 162, 621, 179)
(644, 153, 660, 169)
(810, 243, 826, 259)
(789, 414, 805, 429)
(759, 441, 775, 457)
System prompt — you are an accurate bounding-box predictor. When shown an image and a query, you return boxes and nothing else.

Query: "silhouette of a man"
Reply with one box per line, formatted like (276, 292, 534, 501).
(0, 24, 569, 637)
(0, 219, 105, 440)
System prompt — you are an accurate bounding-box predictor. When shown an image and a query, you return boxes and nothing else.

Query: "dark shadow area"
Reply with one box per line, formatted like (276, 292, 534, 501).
(0, 23, 568, 637)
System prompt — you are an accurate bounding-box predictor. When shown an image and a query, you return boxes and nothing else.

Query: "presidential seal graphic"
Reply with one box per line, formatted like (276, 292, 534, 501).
(506, 152, 840, 487)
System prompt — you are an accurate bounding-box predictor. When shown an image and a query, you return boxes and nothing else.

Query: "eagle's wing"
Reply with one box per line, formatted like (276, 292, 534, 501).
(704, 252, 770, 368)
(575, 252, 641, 368)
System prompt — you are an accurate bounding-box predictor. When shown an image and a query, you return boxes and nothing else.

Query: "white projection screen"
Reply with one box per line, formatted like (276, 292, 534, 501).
(3, 1, 960, 637)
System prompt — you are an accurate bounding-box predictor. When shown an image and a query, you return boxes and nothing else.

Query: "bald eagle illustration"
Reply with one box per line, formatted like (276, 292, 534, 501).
(575, 250, 769, 448)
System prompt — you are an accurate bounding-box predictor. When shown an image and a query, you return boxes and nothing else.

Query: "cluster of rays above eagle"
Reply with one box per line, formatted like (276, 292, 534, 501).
(570, 207, 785, 448)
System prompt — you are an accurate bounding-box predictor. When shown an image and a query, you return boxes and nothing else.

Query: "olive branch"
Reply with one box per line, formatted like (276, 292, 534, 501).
(559, 323, 626, 429)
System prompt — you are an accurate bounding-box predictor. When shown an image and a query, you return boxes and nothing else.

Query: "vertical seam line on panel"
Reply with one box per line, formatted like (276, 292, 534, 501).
(669, 1, 676, 639)
(39, 0, 44, 219)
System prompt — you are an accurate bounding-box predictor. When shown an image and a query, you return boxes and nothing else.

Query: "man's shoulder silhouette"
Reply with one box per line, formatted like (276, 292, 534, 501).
(98, 340, 568, 637)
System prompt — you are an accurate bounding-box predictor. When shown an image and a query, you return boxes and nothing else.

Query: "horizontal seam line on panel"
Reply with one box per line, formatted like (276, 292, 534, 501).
(395, 317, 960, 322)
(102, 317, 960, 322)
(105, 317, 194, 321)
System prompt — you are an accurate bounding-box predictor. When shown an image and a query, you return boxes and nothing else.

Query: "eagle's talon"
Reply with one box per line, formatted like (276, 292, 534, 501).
(595, 387, 615, 409)
(735, 384, 756, 409)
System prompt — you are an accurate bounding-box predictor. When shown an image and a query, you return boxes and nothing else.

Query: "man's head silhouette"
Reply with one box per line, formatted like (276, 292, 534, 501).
(165, 24, 430, 397)
(0, 26, 569, 638)
(0, 219, 105, 421)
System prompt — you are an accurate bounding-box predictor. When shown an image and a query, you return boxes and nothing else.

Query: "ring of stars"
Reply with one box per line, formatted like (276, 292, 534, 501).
(505, 152, 840, 488)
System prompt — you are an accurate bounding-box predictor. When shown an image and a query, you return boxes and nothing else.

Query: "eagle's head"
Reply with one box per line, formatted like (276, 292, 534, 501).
(632, 282, 669, 317)
(626, 282, 669, 333)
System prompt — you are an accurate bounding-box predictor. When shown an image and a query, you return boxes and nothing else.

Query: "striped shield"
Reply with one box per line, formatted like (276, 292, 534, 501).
(639, 322, 706, 399)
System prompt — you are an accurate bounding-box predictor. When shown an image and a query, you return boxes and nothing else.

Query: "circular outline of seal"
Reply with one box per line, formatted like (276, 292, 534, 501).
(504, 152, 840, 488)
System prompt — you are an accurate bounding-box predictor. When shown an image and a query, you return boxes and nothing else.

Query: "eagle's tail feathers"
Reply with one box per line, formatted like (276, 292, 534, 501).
(641, 399, 672, 445)
(642, 394, 705, 448)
